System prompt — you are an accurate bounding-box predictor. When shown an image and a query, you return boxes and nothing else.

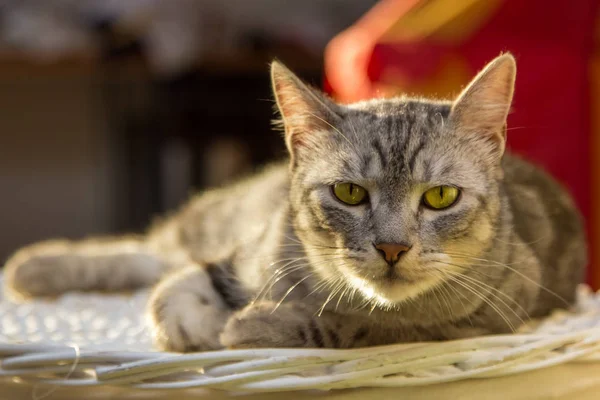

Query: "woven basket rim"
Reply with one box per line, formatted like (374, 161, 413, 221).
(1, 283, 599, 393)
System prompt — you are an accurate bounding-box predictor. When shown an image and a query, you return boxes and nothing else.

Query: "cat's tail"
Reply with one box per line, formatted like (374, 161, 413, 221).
(3, 237, 169, 302)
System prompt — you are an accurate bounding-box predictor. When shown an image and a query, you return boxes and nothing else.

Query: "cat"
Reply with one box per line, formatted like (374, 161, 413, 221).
(3, 53, 586, 351)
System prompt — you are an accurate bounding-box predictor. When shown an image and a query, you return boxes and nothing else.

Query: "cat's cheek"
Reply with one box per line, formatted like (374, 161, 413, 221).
(472, 217, 494, 243)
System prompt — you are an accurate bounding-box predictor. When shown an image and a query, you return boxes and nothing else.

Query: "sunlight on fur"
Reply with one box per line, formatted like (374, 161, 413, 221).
(3, 53, 586, 351)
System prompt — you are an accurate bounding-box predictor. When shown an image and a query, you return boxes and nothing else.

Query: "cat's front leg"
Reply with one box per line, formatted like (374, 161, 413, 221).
(148, 265, 232, 352)
(220, 301, 375, 349)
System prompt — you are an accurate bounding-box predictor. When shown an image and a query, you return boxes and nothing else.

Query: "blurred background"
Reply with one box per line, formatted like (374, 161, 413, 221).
(0, 0, 599, 288)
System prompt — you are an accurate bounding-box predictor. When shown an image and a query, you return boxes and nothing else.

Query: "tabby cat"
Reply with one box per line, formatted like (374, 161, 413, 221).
(4, 53, 586, 351)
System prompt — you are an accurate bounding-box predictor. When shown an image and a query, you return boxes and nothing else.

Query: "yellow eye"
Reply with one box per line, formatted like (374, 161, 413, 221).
(333, 183, 368, 205)
(423, 186, 460, 209)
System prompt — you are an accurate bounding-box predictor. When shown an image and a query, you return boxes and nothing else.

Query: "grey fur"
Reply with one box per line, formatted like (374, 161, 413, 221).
(3, 54, 586, 351)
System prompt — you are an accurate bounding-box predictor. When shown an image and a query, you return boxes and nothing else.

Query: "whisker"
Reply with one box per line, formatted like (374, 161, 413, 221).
(459, 274, 531, 323)
(304, 278, 335, 300)
(434, 259, 533, 322)
(439, 271, 517, 333)
(255, 258, 318, 302)
(492, 235, 550, 247)
(444, 252, 569, 306)
(271, 274, 315, 313)
(369, 301, 378, 315)
(427, 272, 457, 322)
(236, 252, 335, 265)
(255, 256, 347, 302)
(306, 111, 356, 149)
(282, 231, 344, 251)
(439, 266, 530, 325)
(268, 254, 344, 267)
(425, 273, 450, 319)
(443, 275, 475, 327)
(335, 286, 350, 311)
(317, 279, 347, 317)
(444, 251, 529, 267)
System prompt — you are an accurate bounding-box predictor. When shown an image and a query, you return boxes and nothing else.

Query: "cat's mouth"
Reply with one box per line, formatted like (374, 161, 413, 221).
(376, 268, 417, 284)
(344, 265, 440, 305)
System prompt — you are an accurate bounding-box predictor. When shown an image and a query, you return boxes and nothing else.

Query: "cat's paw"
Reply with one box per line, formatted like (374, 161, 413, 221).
(149, 293, 227, 352)
(220, 301, 311, 349)
(148, 267, 230, 352)
(4, 241, 74, 300)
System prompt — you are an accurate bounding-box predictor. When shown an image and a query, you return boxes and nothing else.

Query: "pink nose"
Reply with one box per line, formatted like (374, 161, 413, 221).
(374, 242, 411, 265)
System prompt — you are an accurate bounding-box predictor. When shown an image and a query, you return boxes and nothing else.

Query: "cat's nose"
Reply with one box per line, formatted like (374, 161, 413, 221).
(374, 242, 411, 266)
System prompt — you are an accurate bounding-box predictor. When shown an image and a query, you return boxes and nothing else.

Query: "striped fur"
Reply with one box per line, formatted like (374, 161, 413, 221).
(4, 54, 586, 351)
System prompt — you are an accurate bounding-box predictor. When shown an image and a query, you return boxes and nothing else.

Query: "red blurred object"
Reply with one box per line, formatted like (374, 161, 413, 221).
(325, 0, 600, 287)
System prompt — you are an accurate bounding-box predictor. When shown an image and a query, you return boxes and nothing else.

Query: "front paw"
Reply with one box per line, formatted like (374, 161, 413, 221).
(148, 267, 231, 352)
(149, 291, 230, 352)
(220, 301, 312, 349)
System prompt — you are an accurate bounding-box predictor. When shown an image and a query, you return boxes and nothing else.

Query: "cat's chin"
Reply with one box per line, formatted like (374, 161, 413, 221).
(348, 272, 444, 305)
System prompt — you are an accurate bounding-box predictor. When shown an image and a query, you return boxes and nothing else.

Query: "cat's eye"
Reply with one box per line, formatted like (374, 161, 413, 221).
(332, 183, 368, 205)
(423, 186, 460, 210)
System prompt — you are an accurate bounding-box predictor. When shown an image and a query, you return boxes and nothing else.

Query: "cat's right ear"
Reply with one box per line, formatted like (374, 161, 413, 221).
(450, 53, 516, 161)
(271, 61, 340, 164)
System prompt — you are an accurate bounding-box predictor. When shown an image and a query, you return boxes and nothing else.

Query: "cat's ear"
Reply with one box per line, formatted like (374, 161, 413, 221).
(450, 53, 516, 158)
(271, 61, 340, 162)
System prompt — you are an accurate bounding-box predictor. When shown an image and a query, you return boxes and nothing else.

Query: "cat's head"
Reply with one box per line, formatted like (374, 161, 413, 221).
(272, 54, 516, 307)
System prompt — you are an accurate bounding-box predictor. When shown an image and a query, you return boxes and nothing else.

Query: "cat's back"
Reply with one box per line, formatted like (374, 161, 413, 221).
(501, 153, 586, 311)
(155, 161, 290, 263)
(501, 153, 584, 244)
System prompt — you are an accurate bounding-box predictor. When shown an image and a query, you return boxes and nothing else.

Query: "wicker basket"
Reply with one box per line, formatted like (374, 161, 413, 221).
(1, 275, 600, 394)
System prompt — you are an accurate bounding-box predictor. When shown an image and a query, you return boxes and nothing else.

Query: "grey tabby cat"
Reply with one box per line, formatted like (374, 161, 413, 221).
(4, 53, 586, 351)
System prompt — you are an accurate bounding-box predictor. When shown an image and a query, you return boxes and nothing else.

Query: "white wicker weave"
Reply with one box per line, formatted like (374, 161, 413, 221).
(1, 275, 600, 393)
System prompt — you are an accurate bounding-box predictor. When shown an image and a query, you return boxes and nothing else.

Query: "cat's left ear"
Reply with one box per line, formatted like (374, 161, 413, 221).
(271, 61, 341, 164)
(450, 53, 516, 158)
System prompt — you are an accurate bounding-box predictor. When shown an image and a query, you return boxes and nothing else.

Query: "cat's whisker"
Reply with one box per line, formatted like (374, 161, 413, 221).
(492, 235, 550, 247)
(258, 253, 347, 278)
(261, 254, 348, 303)
(439, 271, 517, 333)
(425, 271, 457, 322)
(303, 267, 350, 303)
(444, 251, 529, 267)
(236, 252, 333, 266)
(434, 259, 533, 321)
(255, 256, 347, 302)
(435, 264, 531, 325)
(271, 273, 315, 313)
(281, 233, 304, 245)
(459, 274, 531, 323)
(335, 286, 349, 311)
(442, 275, 475, 326)
(317, 279, 348, 317)
(424, 273, 448, 318)
(368, 300, 379, 315)
(304, 279, 333, 300)
(255, 260, 313, 302)
(305, 111, 357, 151)
(284, 223, 344, 248)
(268, 254, 344, 268)
(454, 276, 522, 331)
(444, 252, 569, 306)
(437, 278, 458, 320)
(282, 230, 345, 251)
(347, 287, 359, 309)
